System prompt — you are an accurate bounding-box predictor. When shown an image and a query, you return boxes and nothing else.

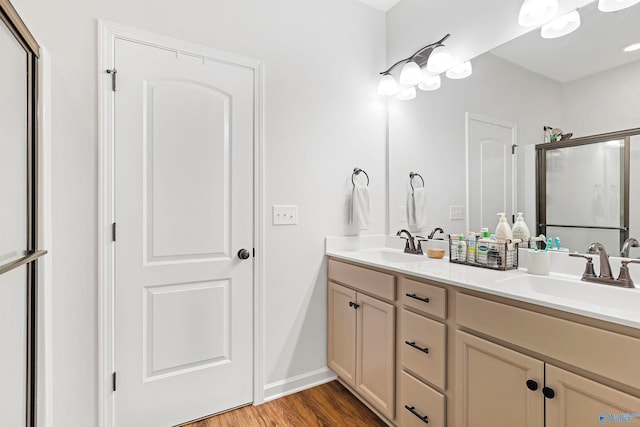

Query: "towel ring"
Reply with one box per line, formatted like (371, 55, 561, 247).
(352, 167, 370, 187)
(409, 172, 424, 191)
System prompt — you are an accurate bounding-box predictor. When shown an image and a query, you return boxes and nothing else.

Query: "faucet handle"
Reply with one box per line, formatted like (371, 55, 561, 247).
(569, 253, 597, 278)
(415, 236, 428, 253)
(616, 260, 640, 288)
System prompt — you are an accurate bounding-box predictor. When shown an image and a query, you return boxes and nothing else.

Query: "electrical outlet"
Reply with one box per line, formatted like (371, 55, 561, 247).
(450, 206, 464, 221)
(272, 205, 298, 225)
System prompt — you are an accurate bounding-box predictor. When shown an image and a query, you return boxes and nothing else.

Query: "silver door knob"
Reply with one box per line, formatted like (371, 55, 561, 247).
(238, 249, 251, 260)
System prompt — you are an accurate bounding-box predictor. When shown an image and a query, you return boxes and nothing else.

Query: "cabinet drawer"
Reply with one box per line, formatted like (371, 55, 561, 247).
(400, 371, 445, 427)
(400, 309, 446, 390)
(399, 277, 446, 319)
(328, 259, 395, 301)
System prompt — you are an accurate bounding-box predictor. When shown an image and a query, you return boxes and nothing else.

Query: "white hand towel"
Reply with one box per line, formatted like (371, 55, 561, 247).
(407, 187, 428, 231)
(350, 185, 370, 231)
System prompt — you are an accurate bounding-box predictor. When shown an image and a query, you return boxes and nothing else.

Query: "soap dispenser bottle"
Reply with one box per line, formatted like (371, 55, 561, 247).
(495, 213, 513, 241)
(511, 212, 531, 242)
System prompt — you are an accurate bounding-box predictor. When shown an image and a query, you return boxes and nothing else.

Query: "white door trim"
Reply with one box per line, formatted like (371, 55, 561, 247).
(97, 20, 265, 427)
(465, 112, 518, 232)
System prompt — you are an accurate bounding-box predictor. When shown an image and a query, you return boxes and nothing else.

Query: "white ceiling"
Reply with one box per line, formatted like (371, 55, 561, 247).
(490, 2, 640, 82)
(354, 0, 400, 12)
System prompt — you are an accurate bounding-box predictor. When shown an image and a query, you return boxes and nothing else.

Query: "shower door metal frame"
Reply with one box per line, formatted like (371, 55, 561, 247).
(0, 1, 44, 426)
(536, 127, 638, 250)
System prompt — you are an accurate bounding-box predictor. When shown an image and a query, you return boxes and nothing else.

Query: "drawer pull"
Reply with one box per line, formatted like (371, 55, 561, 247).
(405, 405, 429, 424)
(405, 340, 429, 354)
(406, 293, 430, 303)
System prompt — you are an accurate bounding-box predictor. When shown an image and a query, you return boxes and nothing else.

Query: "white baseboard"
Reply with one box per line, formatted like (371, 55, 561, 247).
(262, 367, 337, 403)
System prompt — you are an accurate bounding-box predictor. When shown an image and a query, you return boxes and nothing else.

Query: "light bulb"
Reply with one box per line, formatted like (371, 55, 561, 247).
(445, 61, 473, 79)
(395, 86, 416, 101)
(426, 45, 454, 74)
(598, 0, 640, 11)
(518, 0, 559, 27)
(418, 74, 441, 91)
(399, 61, 424, 86)
(541, 10, 580, 38)
(377, 73, 399, 96)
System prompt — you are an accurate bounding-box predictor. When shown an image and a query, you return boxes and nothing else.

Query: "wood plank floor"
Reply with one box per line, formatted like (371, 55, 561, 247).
(182, 381, 387, 427)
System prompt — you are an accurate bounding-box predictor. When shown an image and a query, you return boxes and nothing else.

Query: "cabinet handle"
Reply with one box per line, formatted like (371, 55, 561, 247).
(349, 301, 354, 307)
(542, 386, 555, 399)
(404, 405, 429, 424)
(526, 380, 538, 391)
(405, 293, 430, 303)
(405, 341, 429, 354)
(353, 303, 360, 309)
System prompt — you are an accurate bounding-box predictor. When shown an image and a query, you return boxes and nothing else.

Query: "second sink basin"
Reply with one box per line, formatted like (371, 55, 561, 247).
(494, 274, 640, 313)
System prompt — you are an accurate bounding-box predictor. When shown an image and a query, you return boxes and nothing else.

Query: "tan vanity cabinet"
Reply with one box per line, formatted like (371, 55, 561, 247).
(327, 260, 396, 420)
(456, 293, 640, 427)
(546, 364, 640, 427)
(456, 331, 544, 427)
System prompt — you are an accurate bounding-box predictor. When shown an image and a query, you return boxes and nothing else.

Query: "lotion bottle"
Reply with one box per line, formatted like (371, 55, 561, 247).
(495, 213, 513, 241)
(511, 212, 531, 242)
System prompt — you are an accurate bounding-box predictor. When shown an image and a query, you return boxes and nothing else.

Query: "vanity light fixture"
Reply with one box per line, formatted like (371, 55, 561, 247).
(518, 0, 559, 27)
(418, 74, 441, 91)
(541, 10, 581, 39)
(445, 61, 473, 79)
(377, 34, 452, 97)
(623, 42, 640, 52)
(598, 0, 640, 12)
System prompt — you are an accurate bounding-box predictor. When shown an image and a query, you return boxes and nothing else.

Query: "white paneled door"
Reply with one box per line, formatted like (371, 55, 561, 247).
(114, 38, 254, 426)
(467, 114, 517, 232)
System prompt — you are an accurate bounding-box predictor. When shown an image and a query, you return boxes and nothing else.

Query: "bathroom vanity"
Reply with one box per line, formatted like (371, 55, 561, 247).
(326, 237, 640, 427)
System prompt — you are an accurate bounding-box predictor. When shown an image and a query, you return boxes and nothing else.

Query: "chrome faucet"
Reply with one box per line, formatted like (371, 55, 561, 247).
(621, 237, 639, 258)
(569, 242, 638, 288)
(428, 227, 444, 240)
(396, 229, 424, 255)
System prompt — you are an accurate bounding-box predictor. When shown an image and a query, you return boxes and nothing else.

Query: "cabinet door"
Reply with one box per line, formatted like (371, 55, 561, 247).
(328, 281, 357, 387)
(546, 364, 640, 427)
(356, 292, 395, 419)
(456, 331, 544, 427)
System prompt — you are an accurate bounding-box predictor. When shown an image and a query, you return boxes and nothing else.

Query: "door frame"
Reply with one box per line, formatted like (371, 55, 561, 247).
(465, 112, 518, 232)
(97, 20, 265, 427)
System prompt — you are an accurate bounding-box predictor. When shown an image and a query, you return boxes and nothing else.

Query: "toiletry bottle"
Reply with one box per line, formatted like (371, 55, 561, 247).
(488, 233, 499, 267)
(477, 229, 490, 265)
(495, 213, 513, 241)
(467, 233, 476, 263)
(457, 235, 467, 262)
(511, 212, 531, 245)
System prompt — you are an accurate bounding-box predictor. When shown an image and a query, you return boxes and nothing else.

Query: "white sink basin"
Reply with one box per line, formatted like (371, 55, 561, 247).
(495, 274, 640, 313)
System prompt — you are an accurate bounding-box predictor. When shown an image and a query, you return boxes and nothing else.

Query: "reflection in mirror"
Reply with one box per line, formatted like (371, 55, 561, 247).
(388, 1, 640, 253)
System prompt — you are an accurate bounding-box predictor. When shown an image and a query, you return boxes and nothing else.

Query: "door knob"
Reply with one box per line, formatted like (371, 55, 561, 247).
(238, 249, 251, 260)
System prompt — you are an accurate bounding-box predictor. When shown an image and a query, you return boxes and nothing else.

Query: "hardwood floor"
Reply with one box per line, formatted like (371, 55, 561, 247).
(182, 381, 387, 427)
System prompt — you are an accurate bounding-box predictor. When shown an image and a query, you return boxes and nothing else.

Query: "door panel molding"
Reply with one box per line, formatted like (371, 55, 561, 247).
(97, 20, 264, 427)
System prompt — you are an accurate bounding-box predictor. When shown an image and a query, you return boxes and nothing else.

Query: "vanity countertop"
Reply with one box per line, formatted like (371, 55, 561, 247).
(326, 238, 640, 330)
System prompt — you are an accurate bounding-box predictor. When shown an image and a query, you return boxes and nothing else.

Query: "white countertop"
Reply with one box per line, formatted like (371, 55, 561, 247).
(326, 236, 640, 330)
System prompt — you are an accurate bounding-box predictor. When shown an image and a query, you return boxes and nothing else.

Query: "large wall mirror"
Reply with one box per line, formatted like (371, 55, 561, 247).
(388, 0, 640, 257)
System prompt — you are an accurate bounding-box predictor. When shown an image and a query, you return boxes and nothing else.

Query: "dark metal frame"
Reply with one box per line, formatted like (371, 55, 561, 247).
(0, 1, 43, 426)
(536, 128, 638, 250)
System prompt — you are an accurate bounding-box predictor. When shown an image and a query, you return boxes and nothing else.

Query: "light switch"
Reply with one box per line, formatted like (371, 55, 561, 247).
(450, 206, 464, 221)
(272, 205, 299, 225)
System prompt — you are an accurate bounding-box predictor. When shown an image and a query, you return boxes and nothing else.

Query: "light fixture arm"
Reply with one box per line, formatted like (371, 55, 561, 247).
(379, 34, 451, 75)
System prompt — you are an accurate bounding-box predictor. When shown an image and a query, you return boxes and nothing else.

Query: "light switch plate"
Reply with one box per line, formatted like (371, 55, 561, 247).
(272, 205, 298, 225)
(450, 206, 464, 221)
